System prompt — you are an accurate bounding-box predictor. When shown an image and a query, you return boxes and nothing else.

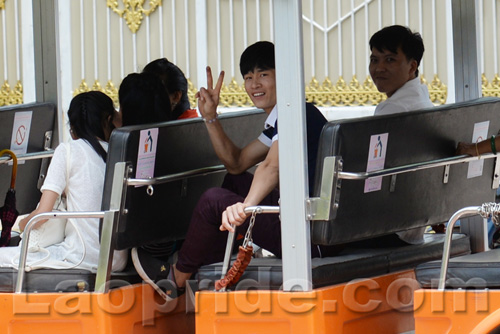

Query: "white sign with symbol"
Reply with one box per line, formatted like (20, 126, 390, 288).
(10, 111, 32, 164)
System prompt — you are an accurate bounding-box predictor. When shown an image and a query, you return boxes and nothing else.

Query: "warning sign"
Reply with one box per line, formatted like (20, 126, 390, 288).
(10, 111, 32, 164)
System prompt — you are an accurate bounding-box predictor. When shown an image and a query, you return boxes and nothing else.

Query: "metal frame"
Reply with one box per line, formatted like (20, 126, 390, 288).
(437, 206, 483, 290)
(307, 153, 500, 222)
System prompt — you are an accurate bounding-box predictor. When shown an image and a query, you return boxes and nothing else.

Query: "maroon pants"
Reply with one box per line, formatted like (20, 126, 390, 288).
(176, 173, 341, 274)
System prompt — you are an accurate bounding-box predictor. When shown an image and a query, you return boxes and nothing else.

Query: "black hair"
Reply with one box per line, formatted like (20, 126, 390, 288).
(369, 25, 425, 77)
(143, 58, 191, 119)
(67, 91, 115, 162)
(239, 41, 275, 77)
(118, 72, 173, 126)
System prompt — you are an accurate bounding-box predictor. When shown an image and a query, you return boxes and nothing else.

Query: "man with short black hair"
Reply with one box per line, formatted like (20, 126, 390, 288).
(368, 25, 433, 246)
(369, 25, 433, 116)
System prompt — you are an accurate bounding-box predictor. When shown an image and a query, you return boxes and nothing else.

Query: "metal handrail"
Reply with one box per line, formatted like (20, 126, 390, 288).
(438, 206, 481, 290)
(127, 164, 227, 186)
(0, 150, 54, 165)
(15, 211, 105, 293)
(339, 154, 494, 180)
(219, 206, 280, 291)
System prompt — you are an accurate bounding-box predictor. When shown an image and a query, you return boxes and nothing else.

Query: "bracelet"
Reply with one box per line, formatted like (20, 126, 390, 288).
(476, 141, 480, 158)
(492, 135, 497, 155)
(203, 116, 218, 124)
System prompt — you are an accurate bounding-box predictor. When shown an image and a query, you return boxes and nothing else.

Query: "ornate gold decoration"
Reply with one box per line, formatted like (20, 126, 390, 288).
(482, 73, 500, 98)
(107, 0, 162, 34)
(0, 1, 6, 10)
(73, 79, 119, 107)
(0, 81, 23, 107)
(424, 74, 448, 105)
(306, 75, 386, 107)
(78, 74, 452, 111)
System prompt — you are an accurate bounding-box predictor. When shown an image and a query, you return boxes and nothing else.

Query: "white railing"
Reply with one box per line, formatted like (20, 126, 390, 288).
(2, 0, 500, 139)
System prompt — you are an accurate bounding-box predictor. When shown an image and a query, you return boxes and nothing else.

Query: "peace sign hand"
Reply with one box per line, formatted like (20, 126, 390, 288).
(196, 66, 225, 122)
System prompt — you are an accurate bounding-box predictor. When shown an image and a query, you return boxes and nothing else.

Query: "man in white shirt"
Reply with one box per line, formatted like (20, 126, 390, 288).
(369, 25, 434, 116)
(369, 25, 434, 245)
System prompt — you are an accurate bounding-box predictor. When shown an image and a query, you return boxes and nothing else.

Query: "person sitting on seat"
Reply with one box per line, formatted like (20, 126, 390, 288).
(368, 25, 434, 246)
(0, 91, 127, 271)
(131, 41, 342, 299)
(114, 72, 173, 127)
(370, 25, 433, 116)
(143, 58, 198, 120)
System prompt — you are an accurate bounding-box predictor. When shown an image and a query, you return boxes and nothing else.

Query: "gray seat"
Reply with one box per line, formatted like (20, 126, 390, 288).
(199, 97, 500, 290)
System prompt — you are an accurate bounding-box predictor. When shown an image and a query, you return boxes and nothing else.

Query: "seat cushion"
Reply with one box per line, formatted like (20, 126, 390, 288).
(0, 267, 142, 293)
(197, 233, 471, 290)
(416, 248, 500, 288)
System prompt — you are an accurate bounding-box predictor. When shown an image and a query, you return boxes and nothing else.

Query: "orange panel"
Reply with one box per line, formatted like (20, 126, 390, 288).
(196, 270, 417, 334)
(0, 283, 194, 334)
(414, 289, 500, 334)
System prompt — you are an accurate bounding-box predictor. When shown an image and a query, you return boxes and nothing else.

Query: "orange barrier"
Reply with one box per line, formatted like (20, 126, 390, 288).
(196, 270, 417, 334)
(0, 283, 194, 334)
(414, 289, 500, 334)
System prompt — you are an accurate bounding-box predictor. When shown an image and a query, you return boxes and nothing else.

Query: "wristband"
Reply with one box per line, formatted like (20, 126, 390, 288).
(476, 142, 480, 158)
(203, 116, 218, 124)
(491, 135, 497, 155)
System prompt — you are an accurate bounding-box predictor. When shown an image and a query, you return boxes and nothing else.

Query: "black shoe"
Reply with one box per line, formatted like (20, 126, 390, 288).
(131, 247, 185, 300)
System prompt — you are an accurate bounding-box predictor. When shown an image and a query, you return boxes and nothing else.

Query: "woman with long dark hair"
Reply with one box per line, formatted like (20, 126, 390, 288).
(0, 91, 127, 271)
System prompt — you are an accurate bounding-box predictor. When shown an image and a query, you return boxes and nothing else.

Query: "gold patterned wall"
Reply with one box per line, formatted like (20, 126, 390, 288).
(73, 74, 451, 109)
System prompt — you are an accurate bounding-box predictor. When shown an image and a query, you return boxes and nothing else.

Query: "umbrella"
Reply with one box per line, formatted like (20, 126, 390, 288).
(0, 149, 18, 247)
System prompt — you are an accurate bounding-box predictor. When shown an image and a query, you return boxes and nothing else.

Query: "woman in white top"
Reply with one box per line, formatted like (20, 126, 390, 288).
(0, 91, 127, 272)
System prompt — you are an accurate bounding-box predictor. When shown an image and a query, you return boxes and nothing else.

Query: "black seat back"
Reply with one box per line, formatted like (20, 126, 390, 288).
(102, 110, 267, 250)
(312, 97, 500, 245)
(0, 102, 56, 213)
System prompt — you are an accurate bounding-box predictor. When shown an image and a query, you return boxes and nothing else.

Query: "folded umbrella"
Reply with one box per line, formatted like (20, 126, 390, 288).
(0, 150, 18, 247)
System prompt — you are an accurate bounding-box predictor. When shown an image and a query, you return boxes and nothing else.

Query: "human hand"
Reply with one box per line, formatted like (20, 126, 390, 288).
(196, 66, 225, 121)
(456, 142, 476, 156)
(220, 202, 249, 232)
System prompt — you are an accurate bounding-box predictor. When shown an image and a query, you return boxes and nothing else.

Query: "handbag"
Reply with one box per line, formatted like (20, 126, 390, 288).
(21, 143, 71, 251)
(23, 195, 67, 251)
(14, 143, 86, 270)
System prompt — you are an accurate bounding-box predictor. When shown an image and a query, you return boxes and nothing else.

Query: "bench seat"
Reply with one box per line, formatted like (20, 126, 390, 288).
(415, 247, 500, 288)
(198, 233, 470, 290)
(0, 265, 142, 293)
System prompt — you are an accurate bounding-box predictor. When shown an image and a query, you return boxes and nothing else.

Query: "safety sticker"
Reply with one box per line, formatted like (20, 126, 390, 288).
(10, 111, 32, 164)
(136, 128, 159, 180)
(364, 133, 389, 193)
(467, 120, 489, 179)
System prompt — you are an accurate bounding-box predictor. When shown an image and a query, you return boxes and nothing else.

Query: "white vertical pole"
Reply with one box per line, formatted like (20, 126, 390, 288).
(351, 0, 356, 76)
(229, 0, 235, 78)
(309, 0, 315, 77)
(55, 0, 72, 142)
(432, 0, 437, 75)
(20, 0, 36, 103)
(171, 0, 176, 64)
(106, 7, 111, 80)
(146, 16, 151, 63)
(274, 0, 311, 292)
(337, 0, 342, 76)
(243, 0, 247, 47)
(493, 0, 498, 74)
(445, 0, 455, 103)
(2, 8, 7, 81)
(92, 0, 98, 81)
(323, 0, 328, 77)
(195, 0, 208, 89)
(185, 1, 190, 78)
(451, 0, 482, 101)
(159, 2, 164, 58)
(216, 0, 221, 73)
(256, 0, 260, 40)
(80, 0, 85, 80)
(14, 0, 20, 81)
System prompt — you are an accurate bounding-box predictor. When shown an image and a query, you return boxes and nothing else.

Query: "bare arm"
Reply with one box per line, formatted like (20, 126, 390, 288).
(197, 66, 269, 174)
(456, 136, 500, 156)
(220, 140, 279, 232)
(19, 190, 59, 231)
